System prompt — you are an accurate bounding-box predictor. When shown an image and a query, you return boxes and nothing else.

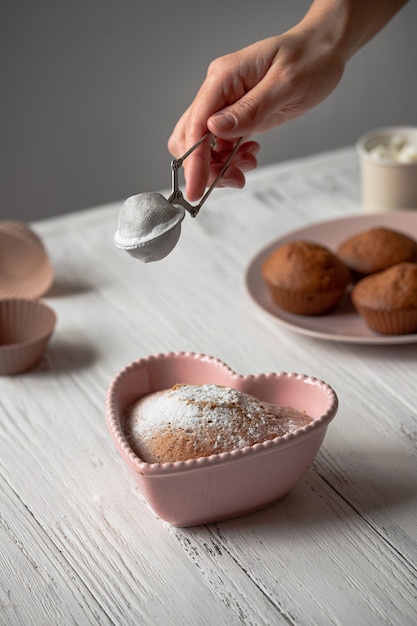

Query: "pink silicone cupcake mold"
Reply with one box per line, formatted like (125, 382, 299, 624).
(0, 299, 56, 375)
(0, 221, 53, 300)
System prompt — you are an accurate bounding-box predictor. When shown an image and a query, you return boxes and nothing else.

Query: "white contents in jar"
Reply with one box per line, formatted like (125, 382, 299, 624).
(368, 135, 417, 163)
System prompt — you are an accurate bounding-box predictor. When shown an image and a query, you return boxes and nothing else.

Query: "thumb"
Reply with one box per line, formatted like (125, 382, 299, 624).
(207, 85, 280, 138)
(207, 94, 298, 138)
(207, 104, 256, 139)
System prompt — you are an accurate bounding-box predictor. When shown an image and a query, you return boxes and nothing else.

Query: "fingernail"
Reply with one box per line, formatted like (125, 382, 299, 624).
(221, 178, 241, 188)
(239, 160, 254, 173)
(211, 112, 237, 132)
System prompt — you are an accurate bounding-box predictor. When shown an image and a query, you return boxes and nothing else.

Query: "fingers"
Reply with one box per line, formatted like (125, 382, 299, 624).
(185, 139, 260, 200)
(182, 138, 212, 202)
(167, 38, 275, 199)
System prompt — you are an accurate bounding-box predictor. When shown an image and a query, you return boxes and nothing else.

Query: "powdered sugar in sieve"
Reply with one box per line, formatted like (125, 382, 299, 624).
(114, 134, 242, 263)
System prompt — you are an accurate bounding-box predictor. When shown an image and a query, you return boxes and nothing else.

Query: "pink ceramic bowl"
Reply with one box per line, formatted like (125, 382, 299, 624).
(0, 299, 56, 375)
(106, 352, 338, 527)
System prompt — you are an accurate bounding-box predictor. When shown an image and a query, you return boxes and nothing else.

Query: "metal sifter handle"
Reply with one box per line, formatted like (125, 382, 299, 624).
(168, 133, 243, 217)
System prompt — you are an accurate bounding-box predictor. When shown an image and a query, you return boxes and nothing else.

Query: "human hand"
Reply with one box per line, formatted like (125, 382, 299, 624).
(168, 25, 346, 202)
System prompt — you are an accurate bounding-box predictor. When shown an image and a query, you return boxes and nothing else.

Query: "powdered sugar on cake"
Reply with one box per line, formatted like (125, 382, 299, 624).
(129, 384, 257, 433)
(124, 383, 313, 463)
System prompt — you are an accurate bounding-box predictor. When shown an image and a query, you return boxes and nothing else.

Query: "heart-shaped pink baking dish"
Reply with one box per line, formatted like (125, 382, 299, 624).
(106, 352, 338, 527)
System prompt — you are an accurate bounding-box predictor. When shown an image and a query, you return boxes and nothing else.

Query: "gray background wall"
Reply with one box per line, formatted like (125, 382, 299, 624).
(1, 0, 416, 223)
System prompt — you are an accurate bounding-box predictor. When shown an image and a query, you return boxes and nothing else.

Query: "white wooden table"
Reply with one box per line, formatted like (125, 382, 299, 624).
(2, 147, 417, 626)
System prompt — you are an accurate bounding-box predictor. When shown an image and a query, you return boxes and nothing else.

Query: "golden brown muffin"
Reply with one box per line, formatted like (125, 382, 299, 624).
(352, 262, 417, 334)
(124, 383, 313, 463)
(261, 240, 351, 315)
(336, 227, 417, 278)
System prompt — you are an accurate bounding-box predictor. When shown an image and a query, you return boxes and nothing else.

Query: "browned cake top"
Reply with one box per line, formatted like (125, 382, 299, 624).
(262, 240, 351, 292)
(337, 227, 417, 275)
(124, 383, 313, 463)
(352, 262, 417, 310)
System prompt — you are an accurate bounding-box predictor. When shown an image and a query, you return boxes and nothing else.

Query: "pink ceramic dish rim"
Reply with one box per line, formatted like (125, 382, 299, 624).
(106, 352, 338, 476)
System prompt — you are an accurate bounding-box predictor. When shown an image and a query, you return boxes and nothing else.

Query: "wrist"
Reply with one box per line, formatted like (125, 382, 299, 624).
(299, 0, 409, 62)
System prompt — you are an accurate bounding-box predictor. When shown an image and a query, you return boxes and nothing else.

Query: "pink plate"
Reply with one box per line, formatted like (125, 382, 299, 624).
(246, 211, 417, 344)
(106, 352, 338, 527)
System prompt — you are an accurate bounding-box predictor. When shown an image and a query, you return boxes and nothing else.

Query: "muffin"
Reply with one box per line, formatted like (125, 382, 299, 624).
(336, 227, 417, 278)
(352, 262, 417, 334)
(124, 383, 313, 463)
(261, 240, 351, 315)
